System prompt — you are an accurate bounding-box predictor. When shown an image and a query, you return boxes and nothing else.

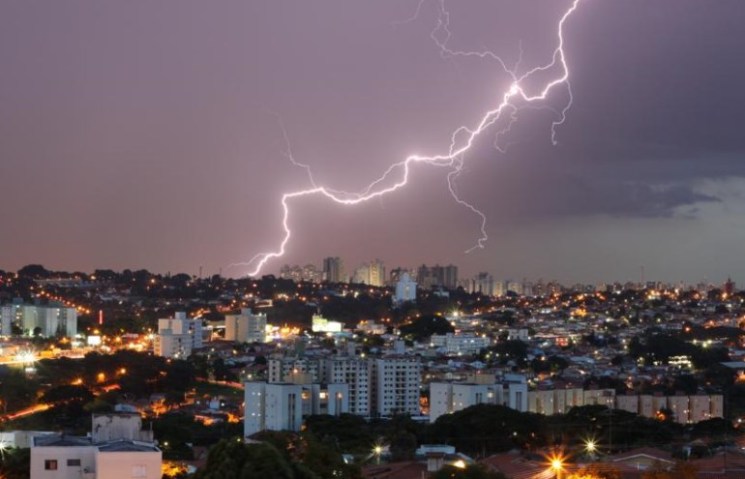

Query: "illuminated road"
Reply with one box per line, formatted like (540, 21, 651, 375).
(3, 403, 51, 421)
(196, 378, 244, 390)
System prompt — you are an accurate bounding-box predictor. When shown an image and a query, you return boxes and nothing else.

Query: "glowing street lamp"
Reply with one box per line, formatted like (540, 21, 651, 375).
(548, 453, 564, 479)
(585, 439, 597, 455)
(373, 445, 383, 465)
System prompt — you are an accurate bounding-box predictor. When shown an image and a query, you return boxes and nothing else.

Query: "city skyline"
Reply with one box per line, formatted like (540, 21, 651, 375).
(2, 1, 745, 284)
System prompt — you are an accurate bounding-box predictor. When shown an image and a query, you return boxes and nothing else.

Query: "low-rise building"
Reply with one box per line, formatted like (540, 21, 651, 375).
(29, 413, 160, 479)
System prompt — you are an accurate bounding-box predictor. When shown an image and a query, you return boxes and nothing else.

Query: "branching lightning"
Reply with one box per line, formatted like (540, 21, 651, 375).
(237, 0, 582, 277)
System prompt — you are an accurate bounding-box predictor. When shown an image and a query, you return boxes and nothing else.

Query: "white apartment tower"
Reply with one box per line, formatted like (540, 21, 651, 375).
(244, 382, 350, 437)
(353, 259, 386, 287)
(15, 305, 77, 338)
(429, 378, 528, 423)
(224, 309, 266, 343)
(324, 357, 371, 416)
(372, 356, 421, 416)
(267, 357, 322, 384)
(154, 312, 203, 358)
(244, 382, 303, 437)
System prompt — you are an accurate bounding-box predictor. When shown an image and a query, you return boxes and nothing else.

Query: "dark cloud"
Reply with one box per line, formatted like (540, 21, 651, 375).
(1, 0, 745, 282)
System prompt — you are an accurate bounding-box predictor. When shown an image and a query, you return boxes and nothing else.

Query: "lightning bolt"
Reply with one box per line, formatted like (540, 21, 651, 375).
(237, 0, 581, 277)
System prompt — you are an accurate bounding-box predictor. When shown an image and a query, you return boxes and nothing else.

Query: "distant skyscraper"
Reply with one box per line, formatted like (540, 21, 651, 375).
(280, 264, 323, 283)
(416, 264, 458, 290)
(724, 277, 736, 296)
(322, 257, 344, 283)
(353, 259, 385, 287)
(368, 259, 385, 287)
(472, 272, 496, 296)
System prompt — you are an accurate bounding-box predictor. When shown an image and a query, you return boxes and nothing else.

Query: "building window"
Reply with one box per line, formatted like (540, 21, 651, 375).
(67, 459, 81, 467)
(45, 460, 58, 470)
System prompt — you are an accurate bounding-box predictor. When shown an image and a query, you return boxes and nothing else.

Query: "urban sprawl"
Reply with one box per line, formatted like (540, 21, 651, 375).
(1, 261, 744, 478)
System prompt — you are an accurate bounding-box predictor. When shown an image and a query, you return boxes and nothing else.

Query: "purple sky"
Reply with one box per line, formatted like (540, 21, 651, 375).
(1, 1, 745, 284)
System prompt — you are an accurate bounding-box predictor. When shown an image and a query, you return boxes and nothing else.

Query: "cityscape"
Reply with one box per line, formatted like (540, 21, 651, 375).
(0, 263, 743, 478)
(2, 1, 745, 479)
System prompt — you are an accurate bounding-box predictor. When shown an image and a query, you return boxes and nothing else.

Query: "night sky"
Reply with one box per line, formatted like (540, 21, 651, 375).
(1, 1, 744, 284)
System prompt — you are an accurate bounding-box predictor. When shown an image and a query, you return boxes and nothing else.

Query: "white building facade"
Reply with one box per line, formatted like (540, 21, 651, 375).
(372, 356, 421, 416)
(393, 273, 417, 305)
(244, 382, 350, 437)
(429, 378, 528, 423)
(154, 312, 203, 358)
(30, 413, 160, 479)
(224, 309, 266, 343)
(429, 333, 491, 356)
(324, 357, 371, 416)
(2, 304, 78, 338)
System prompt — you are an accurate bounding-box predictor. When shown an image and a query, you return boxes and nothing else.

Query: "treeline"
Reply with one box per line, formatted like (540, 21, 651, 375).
(302, 405, 738, 460)
(1, 350, 195, 433)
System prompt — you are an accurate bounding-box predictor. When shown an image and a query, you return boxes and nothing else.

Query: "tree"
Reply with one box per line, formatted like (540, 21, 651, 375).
(194, 439, 294, 479)
(399, 315, 454, 342)
(40, 385, 94, 405)
(304, 414, 373, 454)
(17, 264, 50, 278)
(425, 404, 545, 455)
(301, 433, 360, 479)
(0, 367, 38, 412)
(490, 340, 528, 366)
(0, 448, 31, 479)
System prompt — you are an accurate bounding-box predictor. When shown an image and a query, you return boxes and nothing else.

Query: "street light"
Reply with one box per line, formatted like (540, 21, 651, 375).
(548, 453, 564, 479)
(585, 439, 597, 455)
(372, 443, 384, 465)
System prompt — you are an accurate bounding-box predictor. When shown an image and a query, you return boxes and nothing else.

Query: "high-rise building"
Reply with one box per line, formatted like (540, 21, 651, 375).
(14, 304, 77, 338)
(324, 357, 371, 416)
(353, 259, 385, 287)
(322, 257, 344, 283)
(224, 309, 267, 343)
(372, 356, 421, 416)
(154, 312, 203, 358)
(245, 382, 303, 437)
(416, 264, 458, 290)
(1, 305, 16, 336)
(244, 382, 350, 437)
(267, 357, 322, 384)
(471, 272, 496, 296)
(279, 264, 323, 283)
(442, 265, 458, 290)
(387, 267, 412, 287)
(429, 375, 528, 422)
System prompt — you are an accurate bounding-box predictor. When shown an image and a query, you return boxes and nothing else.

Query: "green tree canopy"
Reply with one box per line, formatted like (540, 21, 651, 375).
(195, 439, 293, 479)
(399, 315, 454, 342)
